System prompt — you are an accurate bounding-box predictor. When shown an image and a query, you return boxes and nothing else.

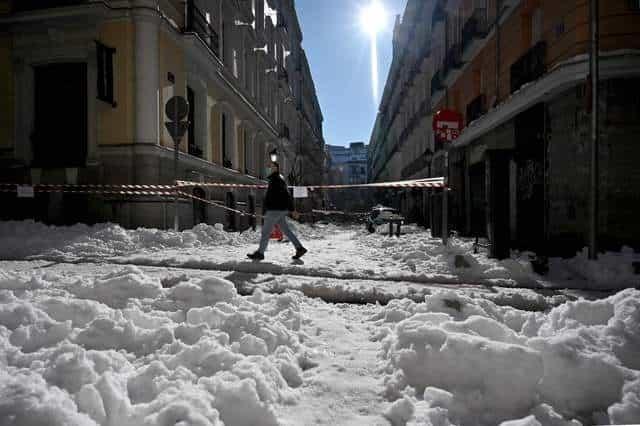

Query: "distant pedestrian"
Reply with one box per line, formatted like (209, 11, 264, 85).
(247, 162, 307, 261)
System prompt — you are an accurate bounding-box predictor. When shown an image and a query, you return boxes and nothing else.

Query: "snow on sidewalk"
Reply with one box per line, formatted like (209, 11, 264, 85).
(1, 220, 638, 289)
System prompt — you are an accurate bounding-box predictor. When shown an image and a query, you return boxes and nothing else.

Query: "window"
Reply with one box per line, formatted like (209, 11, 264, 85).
(251, 0, 256, 28)
(629, 0, 640, 11)
(233, 49, 239, 78)
(96, 41, 116, 106)
(244, 131, 249, 174)
(187, 87, 202, 158)
(221, 112, 227, 165)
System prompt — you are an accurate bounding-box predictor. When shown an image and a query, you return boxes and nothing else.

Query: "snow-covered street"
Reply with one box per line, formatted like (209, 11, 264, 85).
(1, 221, 639, 425)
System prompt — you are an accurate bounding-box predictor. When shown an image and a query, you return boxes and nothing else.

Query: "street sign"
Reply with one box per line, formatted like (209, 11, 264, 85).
(164, 121, 189, 141)
(433, 109, 463, 142)
(17, 185, 34, 198)
(164, 96, 190, 232)
(293, 186, 309, 198)
(165, 96, 189, 122)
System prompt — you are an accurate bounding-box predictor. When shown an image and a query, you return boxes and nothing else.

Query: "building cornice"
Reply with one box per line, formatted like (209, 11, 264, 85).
(452, 50, 640, 149)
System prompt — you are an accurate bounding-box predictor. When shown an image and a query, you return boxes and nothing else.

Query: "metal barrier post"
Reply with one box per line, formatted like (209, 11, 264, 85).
(442, 151, 449, 246)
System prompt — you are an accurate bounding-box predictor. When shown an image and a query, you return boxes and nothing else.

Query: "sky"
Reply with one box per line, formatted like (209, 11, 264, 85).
(296, 0, 408, 147)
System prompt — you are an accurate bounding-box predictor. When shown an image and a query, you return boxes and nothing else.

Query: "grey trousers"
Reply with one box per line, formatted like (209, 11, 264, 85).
(258, 210, 303, 254)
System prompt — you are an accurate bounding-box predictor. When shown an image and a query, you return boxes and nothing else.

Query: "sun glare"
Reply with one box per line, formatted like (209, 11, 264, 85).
(360, 0, 387, 36)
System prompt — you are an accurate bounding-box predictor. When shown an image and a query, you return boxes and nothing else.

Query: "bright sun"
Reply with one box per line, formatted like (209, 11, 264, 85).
(360, 0, 387, 36)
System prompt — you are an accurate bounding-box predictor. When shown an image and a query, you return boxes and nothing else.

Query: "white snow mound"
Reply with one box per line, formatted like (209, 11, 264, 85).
(0, 268, 306, 426)
(376, 289, 640, 425)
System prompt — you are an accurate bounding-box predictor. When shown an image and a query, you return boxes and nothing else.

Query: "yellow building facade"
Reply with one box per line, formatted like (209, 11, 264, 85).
(0, 0, 324, 228)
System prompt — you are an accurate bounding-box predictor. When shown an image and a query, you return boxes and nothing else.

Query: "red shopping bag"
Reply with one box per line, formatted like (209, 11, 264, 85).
(270, 224, 284, 241)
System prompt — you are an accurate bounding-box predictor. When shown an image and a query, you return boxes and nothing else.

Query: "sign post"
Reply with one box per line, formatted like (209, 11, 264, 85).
(433, 109, 463, 246)
(165, 96, 190, 231)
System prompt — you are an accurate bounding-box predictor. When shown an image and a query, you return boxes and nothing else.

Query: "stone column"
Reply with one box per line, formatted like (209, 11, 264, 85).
(133, 1, 160, 145)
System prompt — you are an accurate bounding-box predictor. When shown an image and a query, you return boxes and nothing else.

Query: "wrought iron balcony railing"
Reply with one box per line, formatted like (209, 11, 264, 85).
(279, 123, 290, 140)
(466, 94, 486, 125)
(278, 67, 289, 83)
(462, 8, 489, 52)
(431, 70, 444, 96)
(444, 43, 464, 74)
(510, 41, 547, 93)
(185, 0, 220, 58)
(12, 0, 86, 12)
(432, 3, 446, 25)
(188, 143, 204, 159)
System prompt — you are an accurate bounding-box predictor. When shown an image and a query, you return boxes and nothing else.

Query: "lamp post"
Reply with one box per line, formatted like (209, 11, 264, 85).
(270, 148, 278, 163)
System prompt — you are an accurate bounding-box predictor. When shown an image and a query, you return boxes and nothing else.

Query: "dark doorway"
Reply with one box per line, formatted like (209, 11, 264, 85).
(487, 150, 511, 259)
(192, 187, 207, 225)
(225, 191, 236, 231)
(469, 162, 487, 237)
(514, 104, 545, 252)
(33, 63, 88, 167)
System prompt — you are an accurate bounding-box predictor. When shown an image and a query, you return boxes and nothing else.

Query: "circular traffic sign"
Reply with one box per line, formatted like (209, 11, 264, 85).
(165, 96, 189, 121)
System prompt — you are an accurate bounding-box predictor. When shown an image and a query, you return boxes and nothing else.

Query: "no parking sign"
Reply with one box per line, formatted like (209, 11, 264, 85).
(433, 109, 463, 143)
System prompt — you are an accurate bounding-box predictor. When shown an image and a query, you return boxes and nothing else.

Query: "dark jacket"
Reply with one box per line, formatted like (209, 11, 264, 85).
(263, 172, 294, 212)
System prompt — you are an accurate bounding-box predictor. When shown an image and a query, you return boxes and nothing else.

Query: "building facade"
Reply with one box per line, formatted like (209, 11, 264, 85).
(369, 0, 640, 257)
(327, 142, 369, 211)
(0, 0, 324, 228)
(328, 142, 368, 185)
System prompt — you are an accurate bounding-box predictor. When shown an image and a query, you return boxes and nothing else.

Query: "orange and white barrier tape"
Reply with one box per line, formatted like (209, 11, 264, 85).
(175, 177, 446, 190)
(0, 183, 176, 197)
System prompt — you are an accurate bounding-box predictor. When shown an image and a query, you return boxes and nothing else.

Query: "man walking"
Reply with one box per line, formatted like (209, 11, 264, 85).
(247, 161, 307, 261)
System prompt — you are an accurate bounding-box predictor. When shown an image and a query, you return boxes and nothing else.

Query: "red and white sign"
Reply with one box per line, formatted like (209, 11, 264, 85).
(433, 109, 463, 142)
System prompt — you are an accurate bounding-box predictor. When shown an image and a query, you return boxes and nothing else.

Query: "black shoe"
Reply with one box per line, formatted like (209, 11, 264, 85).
(292, 247, 307, 260)
(247, 251, 265, 260)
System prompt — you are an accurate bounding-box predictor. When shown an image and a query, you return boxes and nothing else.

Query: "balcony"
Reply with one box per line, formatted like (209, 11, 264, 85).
(185, 0, 220, 58)
(418, 97, 431, 116)
(432, 3, 446, 25)
(510, 41, 547, 93)
(188, 143, 204, 159)
(466, 94, 486, 125)
(431, 70, 444, 96)
(420, 39, 431, 60)
(279, 123, 290, 140)
(278, 67, 289, 83)
(12, 0, 85, 12)
(462, 8, 489, 60)
(443, 43, 463, 78)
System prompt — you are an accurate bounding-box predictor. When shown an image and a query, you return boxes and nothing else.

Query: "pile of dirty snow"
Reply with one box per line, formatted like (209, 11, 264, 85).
(0, 266, 307, 426)
(372, 289, 640, 426)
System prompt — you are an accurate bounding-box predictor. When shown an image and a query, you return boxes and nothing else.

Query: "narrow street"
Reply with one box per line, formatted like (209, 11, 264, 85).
(2, 222, 638, 425)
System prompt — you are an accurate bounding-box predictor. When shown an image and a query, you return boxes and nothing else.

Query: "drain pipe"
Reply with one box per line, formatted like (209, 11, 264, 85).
(588, 0, 599, 259)
(495, 0, 501, 104)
